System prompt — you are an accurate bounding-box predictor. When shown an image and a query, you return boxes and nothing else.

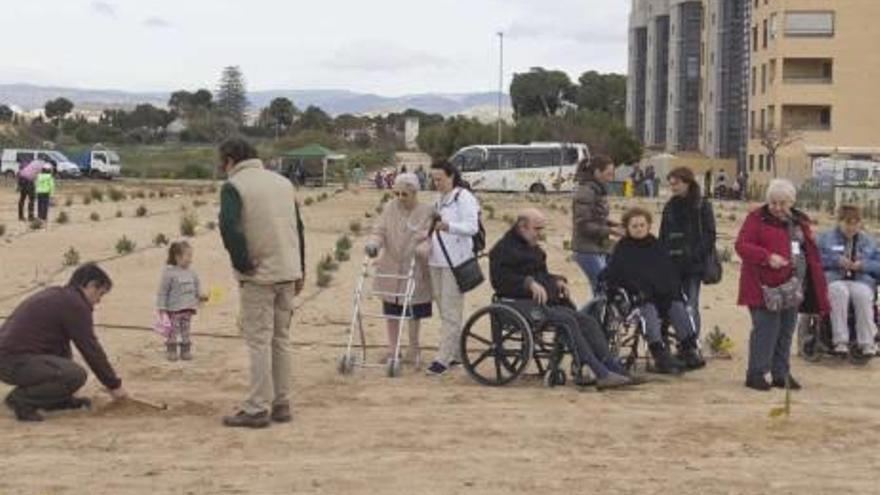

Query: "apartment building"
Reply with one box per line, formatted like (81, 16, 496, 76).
(746, 0, 880, 184)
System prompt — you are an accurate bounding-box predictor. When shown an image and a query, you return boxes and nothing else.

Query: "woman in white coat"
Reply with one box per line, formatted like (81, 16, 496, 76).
(425, 161, 480, 376)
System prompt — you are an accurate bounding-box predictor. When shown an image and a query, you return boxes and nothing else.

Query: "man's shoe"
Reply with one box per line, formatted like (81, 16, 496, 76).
(5, 395, 43, 422)
(270, 403, 292, 423)
(678, 348, 707, 371)
(860, 344, 877, 357)
(165, 343, 179, 362)
(448, 360, 462, 368)
(43, 397, 92, 411)
(771, 375, 802, 391)
(222, 410, 271, 428)
(833, 343, 849, 355)
(425, 361, 448, 376)
(648, 344, 682, 375)
(596, 372, 634, 390)
(179, 343, 193, 361)
(745, 375, 772, 391)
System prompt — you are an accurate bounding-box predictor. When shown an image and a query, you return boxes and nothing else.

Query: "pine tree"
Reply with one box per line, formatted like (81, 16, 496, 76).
(216, 66, 248, 126)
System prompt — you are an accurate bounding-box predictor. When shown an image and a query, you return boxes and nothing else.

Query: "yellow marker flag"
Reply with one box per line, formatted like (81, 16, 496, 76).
(207, 286, 223, 305)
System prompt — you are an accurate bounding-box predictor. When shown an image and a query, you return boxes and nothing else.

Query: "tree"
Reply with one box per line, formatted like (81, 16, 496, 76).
(576, 71, 627, 122)
(216, 66, 248, 126)
(0, 104, 13, 123)
(509, 67, 576, 120)
(44, 97, 74, 125)
(299, 105, 333, 132)
(263, 97, 299, 138)
(759, 126, 801, 178)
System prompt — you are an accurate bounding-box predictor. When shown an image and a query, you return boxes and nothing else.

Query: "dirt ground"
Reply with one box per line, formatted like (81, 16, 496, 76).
(1, 179, 879, 495)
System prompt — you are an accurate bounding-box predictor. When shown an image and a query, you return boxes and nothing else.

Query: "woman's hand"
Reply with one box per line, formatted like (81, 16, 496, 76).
(768, 253, 789, 269)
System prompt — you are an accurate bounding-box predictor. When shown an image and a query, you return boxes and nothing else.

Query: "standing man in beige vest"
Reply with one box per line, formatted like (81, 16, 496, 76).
(217, 137, 305, 428)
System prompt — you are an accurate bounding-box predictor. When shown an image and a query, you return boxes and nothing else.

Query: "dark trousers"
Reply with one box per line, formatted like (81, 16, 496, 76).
(37, 193, 50, 221)
(18, 182, 35, 221)
(746, 308, 798, 381)
(0, 354, 87, 408)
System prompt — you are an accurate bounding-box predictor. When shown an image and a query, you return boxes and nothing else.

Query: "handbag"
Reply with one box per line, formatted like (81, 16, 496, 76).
(761, 275, 804, 312)
(697, 200, 723, 285)
(435, 230, 484, 293)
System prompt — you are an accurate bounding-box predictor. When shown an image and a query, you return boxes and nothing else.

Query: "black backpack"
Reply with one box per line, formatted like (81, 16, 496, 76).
(452, 189, 486, 257)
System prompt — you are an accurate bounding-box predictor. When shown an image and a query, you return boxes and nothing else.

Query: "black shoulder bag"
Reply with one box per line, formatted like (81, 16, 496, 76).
(435, 231, 484, 293)
(698, 200, 723, 285)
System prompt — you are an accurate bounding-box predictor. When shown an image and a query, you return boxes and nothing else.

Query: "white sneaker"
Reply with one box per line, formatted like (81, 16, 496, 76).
(833, 343, 849, 355)
(860, 345, 877, 357)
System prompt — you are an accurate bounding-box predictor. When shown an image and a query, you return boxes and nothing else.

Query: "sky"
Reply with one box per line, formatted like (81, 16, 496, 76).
(3, 0, 629, 96)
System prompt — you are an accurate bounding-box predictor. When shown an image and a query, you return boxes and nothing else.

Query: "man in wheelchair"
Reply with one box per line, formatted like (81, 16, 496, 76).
(488, 208, 634, 389)
(817, 205, 880, 357)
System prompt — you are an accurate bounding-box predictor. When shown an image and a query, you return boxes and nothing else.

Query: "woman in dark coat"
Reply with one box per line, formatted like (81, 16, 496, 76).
(736, 179, 829, 391)
(605, 207, 705, 374)
(659, 166, 716, 336)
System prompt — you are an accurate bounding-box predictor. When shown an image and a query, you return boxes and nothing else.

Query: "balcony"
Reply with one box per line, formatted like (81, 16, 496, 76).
(783, 58, 833, 85)
(782, 105, 832, 131)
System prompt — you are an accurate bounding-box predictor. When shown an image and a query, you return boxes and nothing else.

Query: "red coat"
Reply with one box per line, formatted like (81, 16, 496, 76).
(735, 206, 830, 314)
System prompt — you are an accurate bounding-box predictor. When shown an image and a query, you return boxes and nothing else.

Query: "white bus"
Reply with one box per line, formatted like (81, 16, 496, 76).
(450, 142, 590, 193)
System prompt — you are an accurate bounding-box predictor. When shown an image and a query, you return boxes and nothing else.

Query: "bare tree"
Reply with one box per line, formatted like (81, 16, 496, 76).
(758, 125, 801, 178)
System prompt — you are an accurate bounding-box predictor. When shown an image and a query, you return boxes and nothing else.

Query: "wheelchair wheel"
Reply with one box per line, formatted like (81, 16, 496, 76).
(797, 315, 821, 362)
(460, 304, 534, 386)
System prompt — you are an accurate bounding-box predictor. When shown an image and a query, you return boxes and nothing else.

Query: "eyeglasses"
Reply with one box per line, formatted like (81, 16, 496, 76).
(394, 191, 411, 198)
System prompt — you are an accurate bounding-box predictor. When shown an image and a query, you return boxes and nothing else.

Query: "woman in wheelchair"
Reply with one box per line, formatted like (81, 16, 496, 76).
(817, 205, 880, 357)
(488, 208, 634, 389)
(604, 207, 705, 374)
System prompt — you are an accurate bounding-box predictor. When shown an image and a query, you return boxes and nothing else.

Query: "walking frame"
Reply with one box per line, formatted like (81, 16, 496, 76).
(337, 255, 417, 377)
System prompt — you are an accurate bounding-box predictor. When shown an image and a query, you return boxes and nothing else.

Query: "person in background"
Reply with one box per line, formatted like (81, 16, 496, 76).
(365, 173, 434, 367)
(415, 165, 427, 190)
(572, 155, 623, 296)
(630, 163, 645, 197)
(426, 161, 480, 376)
(490, 208, 633, 389)
(35, 163, 55, 222)
(156, 241, 208, 362)
(374, 170, 384, 189)
(351, 164, 365, 187)
(605, 207, 705, 374)
(0, 264, 128, 422)
(16, 156, 38, 222)
(817, 205, 880, 357)
(736, 179, 829, 391)
(217, 137, 305, 428)
(659, 166, 716, 337)
(644, 164, 656, 197)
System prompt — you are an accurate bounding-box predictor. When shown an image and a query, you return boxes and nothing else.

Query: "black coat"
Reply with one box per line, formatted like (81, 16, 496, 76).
(659, 196, 716, 277)
(605, 235, 683, 310)
(489, 227, 563, 303)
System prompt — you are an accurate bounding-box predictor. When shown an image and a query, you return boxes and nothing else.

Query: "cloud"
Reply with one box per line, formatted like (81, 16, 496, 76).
(503, 1, 627, 46)
(325, 40, 449, 72)
(143, 16, 171, 28)
(91, 1, 116, 17)
(506, 19, 625, 46)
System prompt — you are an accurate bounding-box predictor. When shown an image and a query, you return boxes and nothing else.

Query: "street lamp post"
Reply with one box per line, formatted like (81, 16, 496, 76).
(497, 31, 504, 145)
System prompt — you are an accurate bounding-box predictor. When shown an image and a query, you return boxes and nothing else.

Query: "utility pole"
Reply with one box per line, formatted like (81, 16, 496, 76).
(497, 31, 504, 145)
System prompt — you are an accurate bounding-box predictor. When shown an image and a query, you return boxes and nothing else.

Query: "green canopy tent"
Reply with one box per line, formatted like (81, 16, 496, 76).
(280, 144, 347, 186)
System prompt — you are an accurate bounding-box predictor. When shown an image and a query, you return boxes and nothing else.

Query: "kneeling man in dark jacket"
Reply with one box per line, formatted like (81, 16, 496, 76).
(489, 208, 632, 390)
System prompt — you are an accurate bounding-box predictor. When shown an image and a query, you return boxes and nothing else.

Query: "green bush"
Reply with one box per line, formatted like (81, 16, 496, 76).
(136, 205, 148, 217)
(318, 254, 339, 272)
(483, 204, 496, 220)
(381, 192, 392, 204)
(90, 212, 101, 222)
(108, 187, 126, 202)
(115, 236, 136, 255)
(334, 248, 351, 262)
(180, 211, 198, 237)
(336, 235, 353, 253)
(29, 218, 43, 231)
(64, 196, 74, 207)
(90, 187, 104, 202)
(303, 197, 314, 206)
(56, 211, 70, 224)
(316, 268, 332, 288)
(82, 196, 92, 206)
(63, 247, 80, 267)
(153, 233, 170, 247)
(349, 220, 363, 236)
(133, 190, 147, 199)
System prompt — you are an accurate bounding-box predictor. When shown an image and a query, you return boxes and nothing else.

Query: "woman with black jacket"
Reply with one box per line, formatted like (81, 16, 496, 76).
(659, 167, 716, 337)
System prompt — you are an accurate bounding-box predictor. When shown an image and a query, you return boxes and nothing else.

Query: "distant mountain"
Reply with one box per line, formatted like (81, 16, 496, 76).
(0, 84, 512, 117)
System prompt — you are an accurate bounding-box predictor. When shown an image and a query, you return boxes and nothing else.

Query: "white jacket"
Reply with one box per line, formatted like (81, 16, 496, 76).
(429, 187, 480, 268)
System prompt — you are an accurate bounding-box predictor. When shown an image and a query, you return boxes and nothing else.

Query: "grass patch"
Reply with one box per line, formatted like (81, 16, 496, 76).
(180, 211, 198, 237)
(63, 247, 81, 267)
(90, 212, 101, 222)
(115, 236, 136, 255)
(56, 211, 70, 224)
(136, 205, 148, 217)
(153, 233, 170, 247)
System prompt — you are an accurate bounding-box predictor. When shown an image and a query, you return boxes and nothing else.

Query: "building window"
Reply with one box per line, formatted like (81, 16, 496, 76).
(784, 11, 835, 37)
(761, 109, 766, 132)
(763, 19, 769, 48)
(710, 51, 715, 66)
(782, 105, 833, 131)
(749, 154, 755, 172)
(752, 67, 757, 96)
(769, 59, 777, 84)
(761, 64, 767, 93)
(768, 105, 776, 129)
(770, 13, 778, 39)
(753, 25, 759, 51)
(759, 155, 765, 172)
(754, 0, 759, 9)
(750, 110, 756, 138)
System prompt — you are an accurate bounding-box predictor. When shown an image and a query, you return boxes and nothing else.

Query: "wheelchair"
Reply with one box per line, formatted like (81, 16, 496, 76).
(797, 299, 880, 364)
(458, 297, 595, 387)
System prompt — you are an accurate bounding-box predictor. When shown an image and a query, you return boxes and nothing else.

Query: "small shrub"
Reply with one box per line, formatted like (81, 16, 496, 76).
(56, 211, 70, 224)
(501, 213, 515, 225)
(318, 192, 329, 201)
(158, 189, 168, 199)
(116, 210, 123, 218)
(90, 187, 104, 202)
(115, 236, 136, 255)
(180, 211, 198, 237)
(207, 184, 218, 194)
(63, 247, 80, 267)
(349, 220, 363, 236)
(303, 197, 315, 206)
(0, 224, 5, 237)
(192, 199, 207, 208)
(134, 190, 146, 199)
(718, 246, 733, 263)
(334, 248, 351, 262)
(90, 212, 101, 222)
(336, 235, 353, 253)
(375, 204, 384, 215)
(64, 196, 74, 207)
(205, 221, 217, 231)
(483, 204, 496, 220)
(29, 218, 43, 231)
(108, 187, 126, 202)
(318, 254, 339, 272)
(563, 239, 571, 250)
(316, 268, 332, 288)
(136, 205, 148, 217)
(153, 233, 170, 247)
(82, 196, 92, 205)
(705, 326, 734, 358)
(148, 191, 156, 199)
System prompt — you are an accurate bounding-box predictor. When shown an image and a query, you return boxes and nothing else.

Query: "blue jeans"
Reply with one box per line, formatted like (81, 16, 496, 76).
(682, 276, 703, 336)
(746, 308, 798, 381)
(574, 252, 607, 297)
(640, 301, 696, 345)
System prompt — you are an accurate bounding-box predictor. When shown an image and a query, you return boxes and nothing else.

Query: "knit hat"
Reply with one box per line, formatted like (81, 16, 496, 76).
(394, 173, 420, 191)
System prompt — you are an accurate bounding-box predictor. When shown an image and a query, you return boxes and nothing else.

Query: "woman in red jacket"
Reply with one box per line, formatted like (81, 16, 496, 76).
(736, 179, 829, 391)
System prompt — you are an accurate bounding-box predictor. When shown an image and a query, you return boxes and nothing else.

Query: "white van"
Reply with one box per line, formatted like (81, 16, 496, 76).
(1, 149, 82, 178)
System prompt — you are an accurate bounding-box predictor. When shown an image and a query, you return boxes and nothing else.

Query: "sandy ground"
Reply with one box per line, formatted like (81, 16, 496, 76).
(1, 178, 879, 495)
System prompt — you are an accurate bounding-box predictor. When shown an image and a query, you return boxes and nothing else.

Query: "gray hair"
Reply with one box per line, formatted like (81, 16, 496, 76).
(393, 172, 420, 192)
(766, 179, 797, 203)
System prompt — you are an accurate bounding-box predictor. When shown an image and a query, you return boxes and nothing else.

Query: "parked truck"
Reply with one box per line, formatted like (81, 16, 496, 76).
(72, 146, 122, 179)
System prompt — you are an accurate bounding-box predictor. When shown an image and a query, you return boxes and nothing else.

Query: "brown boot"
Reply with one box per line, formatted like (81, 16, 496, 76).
(179, 342, 193, 361)
(222, 410, 270, 428)
(165, 343, 178, 362)
(271, 403, 292, 423)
